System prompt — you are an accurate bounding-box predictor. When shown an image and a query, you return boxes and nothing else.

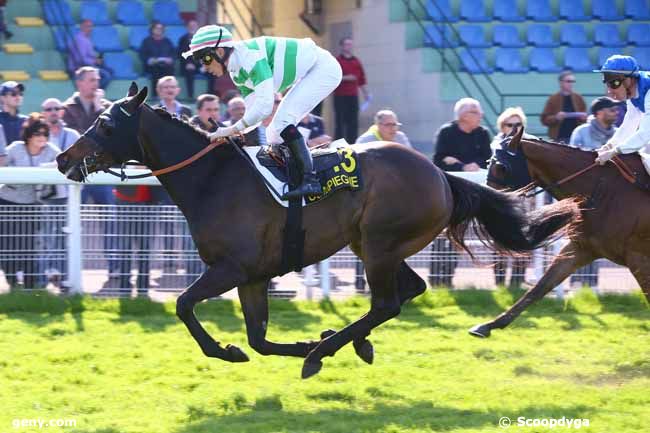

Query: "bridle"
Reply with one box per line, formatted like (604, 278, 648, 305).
(79, 103, 229, 181)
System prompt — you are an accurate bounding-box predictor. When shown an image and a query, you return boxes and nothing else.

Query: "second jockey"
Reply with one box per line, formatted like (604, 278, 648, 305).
(594, 55, 650, 165)
(181, 25, 342, 199)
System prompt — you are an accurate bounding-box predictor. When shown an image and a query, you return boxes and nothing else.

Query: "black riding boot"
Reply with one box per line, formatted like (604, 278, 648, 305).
(280, 125, 322, 199)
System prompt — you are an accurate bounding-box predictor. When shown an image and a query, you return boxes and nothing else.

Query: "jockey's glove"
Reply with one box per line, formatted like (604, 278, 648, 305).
(595, 147, 618, 165)
(208, 125, 238, 141)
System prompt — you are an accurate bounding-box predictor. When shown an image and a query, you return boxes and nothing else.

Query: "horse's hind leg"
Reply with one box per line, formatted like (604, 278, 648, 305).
(469, 242, 592, 338)
(625, 252, 650, 304)
(302, 257, 402, 378)
(176, 261, 249, 362)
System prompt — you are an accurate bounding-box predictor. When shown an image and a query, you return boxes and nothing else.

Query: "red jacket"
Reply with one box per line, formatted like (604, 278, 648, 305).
(334, 54, 366, 97)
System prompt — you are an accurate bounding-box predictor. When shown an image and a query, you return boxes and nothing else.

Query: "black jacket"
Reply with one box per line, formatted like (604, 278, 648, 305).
(433, 121, 492, 171)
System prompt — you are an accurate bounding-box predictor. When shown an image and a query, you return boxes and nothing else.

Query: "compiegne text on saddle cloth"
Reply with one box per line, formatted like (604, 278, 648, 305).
(242, 143, 363, 207)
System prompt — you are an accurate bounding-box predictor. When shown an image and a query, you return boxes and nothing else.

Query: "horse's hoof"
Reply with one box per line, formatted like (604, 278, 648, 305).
(468, 324, 491, 338)
(226, 344, 250, 362)
(353, 339, 374, 364)
(320, 329, 336, 340)
(301, 359, 323, 379)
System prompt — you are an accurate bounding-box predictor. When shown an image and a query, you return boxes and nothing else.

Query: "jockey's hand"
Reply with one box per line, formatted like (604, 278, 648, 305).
(595, 148, 618, 165)
(208, 125, 237, 141)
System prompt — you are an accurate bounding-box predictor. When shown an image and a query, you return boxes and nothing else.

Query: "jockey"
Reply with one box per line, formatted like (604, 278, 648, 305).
(181, 25, 342, 199)
(594, 55, 650, 165)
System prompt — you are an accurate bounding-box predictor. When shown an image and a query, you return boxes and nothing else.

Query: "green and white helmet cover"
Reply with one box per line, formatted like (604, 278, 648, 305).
(181, 25, 235, 59)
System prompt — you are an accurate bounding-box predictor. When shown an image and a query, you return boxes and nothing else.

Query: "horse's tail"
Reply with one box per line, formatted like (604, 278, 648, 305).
(443, 171, 579, 258)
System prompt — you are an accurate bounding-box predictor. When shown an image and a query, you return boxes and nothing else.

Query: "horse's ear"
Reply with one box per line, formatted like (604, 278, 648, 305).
(508, 125, 525, 151)
(123, 86, 148, 114)
(127, 82, 138, 97)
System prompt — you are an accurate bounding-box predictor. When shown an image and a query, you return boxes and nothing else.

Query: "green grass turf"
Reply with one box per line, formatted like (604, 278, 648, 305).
(0, 288, 649, 433)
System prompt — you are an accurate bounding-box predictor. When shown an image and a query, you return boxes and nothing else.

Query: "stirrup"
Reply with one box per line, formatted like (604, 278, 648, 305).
(281, 180, 322, 200)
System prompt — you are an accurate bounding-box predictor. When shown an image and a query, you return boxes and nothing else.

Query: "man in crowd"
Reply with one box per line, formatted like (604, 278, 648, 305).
(0, 80, 27, 144)
(356, 109, 411, 147)
(63, 66, 111, 134)
(541, 71, 587, 143)
(139, 21, 175, 90)
(41, 98, 80, 152)
(223, 96, 262, 146)
(190, 93, 224, 132)
(431, 97, 492, 288)
(153, 75, 192, 118)
(177, 19, 200, 100)
(334, 37, 369, 144)
(67, 19, 111, 88)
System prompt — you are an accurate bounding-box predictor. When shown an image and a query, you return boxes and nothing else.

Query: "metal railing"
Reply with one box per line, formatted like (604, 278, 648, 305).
(0, 167, 632, 299)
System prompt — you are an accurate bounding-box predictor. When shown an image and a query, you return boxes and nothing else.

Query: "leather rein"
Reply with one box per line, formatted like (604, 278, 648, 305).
(103, 136, 230, 181)
(518, 155, 638, 198)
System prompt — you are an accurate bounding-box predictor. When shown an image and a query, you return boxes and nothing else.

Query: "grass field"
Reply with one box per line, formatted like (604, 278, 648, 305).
(1, 288, 649, 433)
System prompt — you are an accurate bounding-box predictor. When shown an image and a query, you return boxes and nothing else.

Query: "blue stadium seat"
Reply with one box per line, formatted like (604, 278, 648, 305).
(493, 24, 524, 48)
(423, 24, 459, 48)
(559, 0, 589, 21)
(53, 27, 76, 52)
(104, 53, 138, 79)
(425, 0, 458, 22)
(597, 47, 622, 68)
(460, 48, 493, 73)
(493, 0, 525, 21)
(152, 0, 184, 25)
(561, 24, 592, 47)
(80, 1, 111, 26)
(495, 48, 528, 72)
(128, 26, 149, 50)
(593, 0, 624, 21)
(43, 0, 74, 25)
(564, 47, 595, 72)
(458, 25, 490, 48)
(628, 23, 650, 46)
(91, 26, 122, 52)
(632, 46, 650, 70)
(594, 24, 625, 48)
(459, 0, 489, 22)
(529, 48, 562, 72)
(527, 24, 559, 47)
(526, 0, 555, 21)
(625, 0, 650, 19)
(165, 26, 187, 48)
(116, 0, 148, 26)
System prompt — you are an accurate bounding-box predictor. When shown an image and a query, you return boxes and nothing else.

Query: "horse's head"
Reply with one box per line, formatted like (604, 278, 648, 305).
(57, 82, 148, 181)
(487, 126, 531, 190)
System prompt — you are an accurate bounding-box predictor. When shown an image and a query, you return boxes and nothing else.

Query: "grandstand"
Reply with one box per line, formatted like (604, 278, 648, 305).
(2, 0, 205, 113)
(391, 0, 649, 139)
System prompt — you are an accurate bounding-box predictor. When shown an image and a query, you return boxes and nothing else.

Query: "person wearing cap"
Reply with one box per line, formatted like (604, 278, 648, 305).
(180, 25, 342, 199)
(595, 55, 650, 165)
(0, 81, 27, 144)
(570, 97, 619, 150)
(41, 98, 80, 152)
(355, 109, 411, 147)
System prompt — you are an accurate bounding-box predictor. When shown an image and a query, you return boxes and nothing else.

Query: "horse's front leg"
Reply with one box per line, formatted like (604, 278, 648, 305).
(238, 280, 347, 358)
(469, 242, 591, 338)
(176, 260, 249, 362)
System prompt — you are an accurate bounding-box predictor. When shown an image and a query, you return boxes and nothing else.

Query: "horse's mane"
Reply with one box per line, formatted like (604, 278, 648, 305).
(150, 106, 210, 144)
(523, 136, 596, 154)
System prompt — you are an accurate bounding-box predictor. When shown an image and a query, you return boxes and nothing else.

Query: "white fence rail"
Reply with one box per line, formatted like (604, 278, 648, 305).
(0, 168, 630, 299)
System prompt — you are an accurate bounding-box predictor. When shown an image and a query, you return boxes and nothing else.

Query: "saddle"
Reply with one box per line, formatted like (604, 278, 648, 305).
(246, 142, 363, 205)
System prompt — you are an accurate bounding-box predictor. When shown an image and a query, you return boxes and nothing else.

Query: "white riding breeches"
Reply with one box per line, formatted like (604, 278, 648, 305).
(266, 47, 342, 144)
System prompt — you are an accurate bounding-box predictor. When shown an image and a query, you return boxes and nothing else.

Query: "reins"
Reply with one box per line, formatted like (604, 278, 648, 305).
(518, 155, 638, 198)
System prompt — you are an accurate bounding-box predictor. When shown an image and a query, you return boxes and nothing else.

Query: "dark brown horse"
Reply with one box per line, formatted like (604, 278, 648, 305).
(470, 127, 650, 338)
(56, 84, 579, 378)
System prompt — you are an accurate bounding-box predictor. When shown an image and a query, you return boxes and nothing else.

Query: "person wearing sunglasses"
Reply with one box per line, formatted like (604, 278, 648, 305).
(595, 55, 650, 166)
(0, 80, 27, 145)
(355, 109, 411, 148)
(541, 71, 587, 143)
(41, 98, 80, 152)
(181, 25, 342, 199)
